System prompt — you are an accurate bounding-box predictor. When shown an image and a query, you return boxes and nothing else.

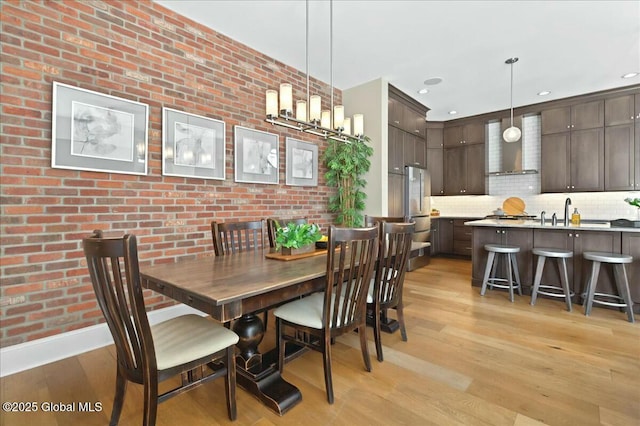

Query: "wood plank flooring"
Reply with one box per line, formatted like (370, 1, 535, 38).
(1, 257, 638, 425)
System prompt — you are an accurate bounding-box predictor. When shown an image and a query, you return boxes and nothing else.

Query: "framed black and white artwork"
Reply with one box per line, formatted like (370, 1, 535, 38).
(162, 108, 226, 180)
(234, 126, 279, 184)
(51, 82, 148, 175)
(286, 137, 318, 186)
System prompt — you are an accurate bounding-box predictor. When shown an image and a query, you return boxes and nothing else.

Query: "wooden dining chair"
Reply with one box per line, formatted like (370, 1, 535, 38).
(211, 219, 269, 328)
(363, 215, 411, 227)
(273, 225, 379, 404)
(367, 221, 415, 362)
(266, 217, 308, 248)
(211, 220, 266, 255)
(83, 230, 238, 425)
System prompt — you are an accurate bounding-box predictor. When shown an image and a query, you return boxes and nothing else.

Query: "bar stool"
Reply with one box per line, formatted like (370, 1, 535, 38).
(480, 244, 522, 302)
(583, 252, 634, 322)
(530, 248, 574, 311)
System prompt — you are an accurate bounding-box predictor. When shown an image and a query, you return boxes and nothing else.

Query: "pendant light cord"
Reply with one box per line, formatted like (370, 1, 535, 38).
(509, 60, 514, 126)
(305, 0, 309, 106)
(330, 0, 333, 129)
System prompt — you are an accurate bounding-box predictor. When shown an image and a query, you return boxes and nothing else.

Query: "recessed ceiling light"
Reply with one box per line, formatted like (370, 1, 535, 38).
(417, 88, 429, 94)
(538, 91, 551, 96)
(448, 110, 457, 115)
(424, 77, 443, 86)
(622, 72, 638, 79)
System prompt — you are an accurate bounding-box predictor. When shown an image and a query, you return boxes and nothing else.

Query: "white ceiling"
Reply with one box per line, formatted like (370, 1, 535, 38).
(156, 0, 640, 121)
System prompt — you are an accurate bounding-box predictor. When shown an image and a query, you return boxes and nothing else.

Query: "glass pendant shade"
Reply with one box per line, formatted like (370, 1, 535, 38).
(321, 110, 331, 129)
(309, 95, 321, 122)
(333, 105, 344, 130)
(266, 90, 278, 117)
(296, 100, 307, 121)
(503, 126, 521, 143)
(353, 114, 364, 136)
(279, 83, 292, 113)
(343, 117, 351, 135)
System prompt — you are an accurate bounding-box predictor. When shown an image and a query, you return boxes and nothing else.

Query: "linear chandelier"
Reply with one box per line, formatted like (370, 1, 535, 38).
(265, 0, 365, 143)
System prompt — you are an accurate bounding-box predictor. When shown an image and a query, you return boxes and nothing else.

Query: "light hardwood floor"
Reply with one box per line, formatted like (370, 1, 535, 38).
(1, 257, 638, 425)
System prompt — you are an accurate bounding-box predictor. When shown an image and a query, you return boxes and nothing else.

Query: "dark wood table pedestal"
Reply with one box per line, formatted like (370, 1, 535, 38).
(231, 312, 304, 415)
(366, 308, 400, 333)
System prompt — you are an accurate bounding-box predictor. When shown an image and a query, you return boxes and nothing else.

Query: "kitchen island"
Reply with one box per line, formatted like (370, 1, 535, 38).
(465, 219, 640, 313)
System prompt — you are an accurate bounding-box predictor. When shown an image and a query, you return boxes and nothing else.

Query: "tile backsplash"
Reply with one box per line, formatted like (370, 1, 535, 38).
(432, 115, 640, 220)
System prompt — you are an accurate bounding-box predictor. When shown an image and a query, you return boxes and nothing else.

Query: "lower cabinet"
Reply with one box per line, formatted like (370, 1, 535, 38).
(433, 218, 479, 258)
(471, 227, 533, 291)
(532, 229, 621, 302)
(622, 233, 640, 310)
(470, 226, 633, 308)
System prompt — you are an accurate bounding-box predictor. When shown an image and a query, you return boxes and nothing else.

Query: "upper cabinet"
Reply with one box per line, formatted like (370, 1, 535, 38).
(605, 94, 640, 126)
(541, 100, 604, 135)
(387, 85, 428, 173)
(604, 93, 640, 190)
(443, 121, 485, 147)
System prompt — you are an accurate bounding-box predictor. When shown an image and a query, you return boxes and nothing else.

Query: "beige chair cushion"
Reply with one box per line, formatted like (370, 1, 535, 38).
(152, 314, 239, 371)
(274, 292, 354, 329)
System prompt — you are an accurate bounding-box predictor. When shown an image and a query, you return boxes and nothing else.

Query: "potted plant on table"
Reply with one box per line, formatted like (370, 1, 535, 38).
(274, 222, 322, 256)
(323, 135, 373, 227)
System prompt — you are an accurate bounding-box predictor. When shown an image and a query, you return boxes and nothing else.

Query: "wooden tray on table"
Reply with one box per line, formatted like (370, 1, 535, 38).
(265, 248, 329, 261)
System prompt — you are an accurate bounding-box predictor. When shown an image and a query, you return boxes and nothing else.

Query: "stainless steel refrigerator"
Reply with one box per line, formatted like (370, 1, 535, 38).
(404, 166, 431, 270)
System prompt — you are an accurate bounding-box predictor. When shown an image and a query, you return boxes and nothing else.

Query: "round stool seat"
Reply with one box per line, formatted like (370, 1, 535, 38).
(583, 252, 632, 264)
(532, 247, 573, 258)
(484, 244, 520, 254)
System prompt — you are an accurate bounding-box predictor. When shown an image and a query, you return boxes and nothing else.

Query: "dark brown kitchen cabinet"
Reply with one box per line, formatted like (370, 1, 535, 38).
(388, 126, 404, 174)
(604, 92, 640, 190)
(541, 128, 604, 192)
(438, 219, 454, 255)
(387, 173, 404, 217)
(430, 220, 440, 255)
(388, 97, 403, 128)
(605, 124, 635, 190)
(452, 219, 473, 256)
(532, 229, 621, 303)
(605, 93, 640, 126)
(427, 147, 444, 195)
(403, 133, 426, 168)
(621, 233, 640, 312)
(444, 144, 485, 195)
(471, 227, 533, 290)
(541, 100, 604, 135)
(443, 121, 485, 148)
(426, 124, 443, 149)
(403, 106, 426, 137)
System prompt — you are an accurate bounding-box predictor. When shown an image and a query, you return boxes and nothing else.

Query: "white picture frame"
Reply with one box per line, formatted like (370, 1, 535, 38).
(286, 137, 318, 186)
(162, 108, 226, 180)
(234, 126, 279, 184)
(51, 82, 148, 175)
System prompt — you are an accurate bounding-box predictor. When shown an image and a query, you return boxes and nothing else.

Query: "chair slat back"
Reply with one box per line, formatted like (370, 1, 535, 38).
(364, 215, 411, 228)
(374, 222, 415, 307)
(324, 225, 378, 332)
(82, 231, 152, 384)
(211, 220, 265, 256)
(266, 217, 308, 248)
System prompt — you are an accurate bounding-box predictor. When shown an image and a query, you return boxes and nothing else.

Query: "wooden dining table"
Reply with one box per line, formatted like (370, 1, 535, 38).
(140, 248, 330, 415)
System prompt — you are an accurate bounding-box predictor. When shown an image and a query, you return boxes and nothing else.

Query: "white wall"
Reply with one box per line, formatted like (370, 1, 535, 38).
(343, 78, 388, 217)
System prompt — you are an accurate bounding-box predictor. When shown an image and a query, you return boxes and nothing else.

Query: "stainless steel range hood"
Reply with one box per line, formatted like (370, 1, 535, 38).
(487, 116, 538, 176)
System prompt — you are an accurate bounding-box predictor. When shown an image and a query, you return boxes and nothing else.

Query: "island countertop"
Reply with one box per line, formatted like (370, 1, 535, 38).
(464, 219, 640, 233)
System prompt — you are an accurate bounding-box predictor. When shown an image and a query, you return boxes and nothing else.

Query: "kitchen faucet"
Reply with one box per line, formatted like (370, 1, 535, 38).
(564, 197, 572, 226)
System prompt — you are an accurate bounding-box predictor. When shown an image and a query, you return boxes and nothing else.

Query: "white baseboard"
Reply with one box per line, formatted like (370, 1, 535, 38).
(0, 304, 203, 378)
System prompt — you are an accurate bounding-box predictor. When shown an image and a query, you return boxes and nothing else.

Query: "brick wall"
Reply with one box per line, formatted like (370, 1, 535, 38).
(0, 0, 340, 347)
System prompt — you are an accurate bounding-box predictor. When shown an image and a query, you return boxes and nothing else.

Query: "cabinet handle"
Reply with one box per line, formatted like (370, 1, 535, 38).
(496, 230, 501, 234)
(571, 124, 575, 128)
(571, 185, 575, 189)
(567, 125, 570, 129)
(568, 233, 572, 237)
(575, 233, 579, 238)
(394, 120, 400, 124)
(415, 130, 420, 133)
